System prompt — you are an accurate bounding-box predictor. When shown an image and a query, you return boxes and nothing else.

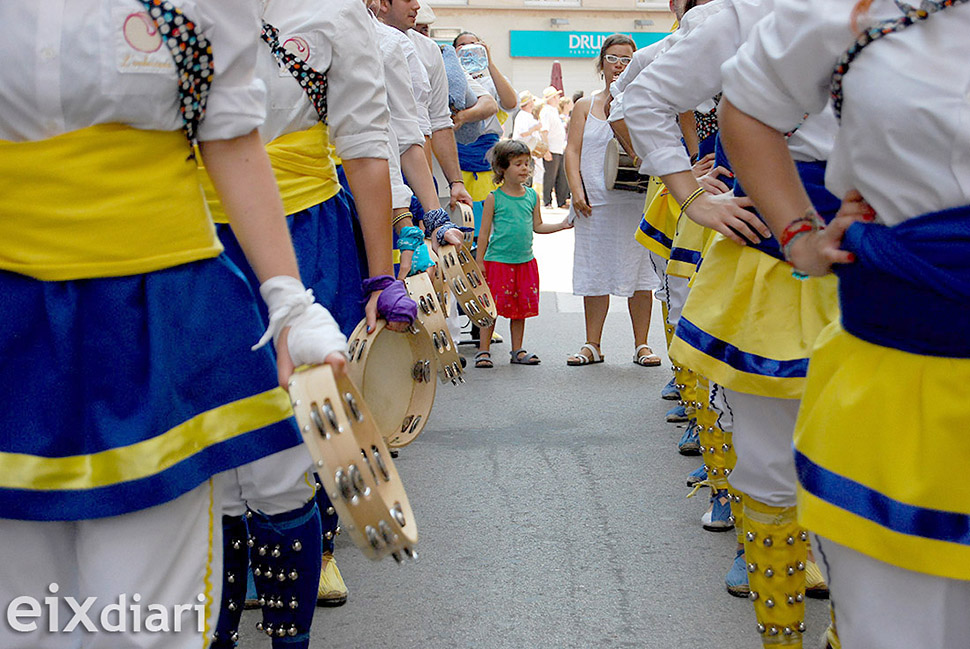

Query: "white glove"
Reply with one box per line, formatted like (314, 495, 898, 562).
(252, 276, 347, 366)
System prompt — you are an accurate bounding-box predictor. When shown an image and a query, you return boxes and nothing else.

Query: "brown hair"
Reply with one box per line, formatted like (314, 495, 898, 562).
(491, 139, 532, 184)
(595, 34, 636, 74)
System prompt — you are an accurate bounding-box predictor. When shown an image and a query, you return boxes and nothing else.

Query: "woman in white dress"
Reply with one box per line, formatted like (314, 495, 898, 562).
(564, 34, 661, 366)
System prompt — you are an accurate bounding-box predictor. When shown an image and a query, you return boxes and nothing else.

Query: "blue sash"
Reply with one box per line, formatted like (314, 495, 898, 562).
(836, 204, 970, 358)
(457, 132, 500, 174)
(733, 160, 840, 261)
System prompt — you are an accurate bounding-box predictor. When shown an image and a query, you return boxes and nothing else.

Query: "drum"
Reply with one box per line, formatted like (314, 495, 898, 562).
(287, 364, 418, 562)
(604, 138, 651, 193)
(346, 319, 436, 448)
(404, 272, 464, 386)
(450, 202, 476, 246)
(437, 243, 497, 328)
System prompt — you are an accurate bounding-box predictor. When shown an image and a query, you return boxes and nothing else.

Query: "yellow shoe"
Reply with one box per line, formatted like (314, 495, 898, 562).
(805, 559, 830, 599)
(317, 552, 348, 607)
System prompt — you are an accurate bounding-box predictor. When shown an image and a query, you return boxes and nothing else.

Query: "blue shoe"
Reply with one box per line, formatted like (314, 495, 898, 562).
(702, 489, 734, 532)
(661, 377, 681, 401)
(677, 420, 700, 455)
(666, 404, 689, 423)
(686, 465, 707, 487)
(725, 548, 750, 598)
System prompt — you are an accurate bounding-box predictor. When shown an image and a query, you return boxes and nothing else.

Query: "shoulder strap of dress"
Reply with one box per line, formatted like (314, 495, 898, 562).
(261, 21, 329, 123)
(831, 0, 969, 121)
(137, 0, 214, 144)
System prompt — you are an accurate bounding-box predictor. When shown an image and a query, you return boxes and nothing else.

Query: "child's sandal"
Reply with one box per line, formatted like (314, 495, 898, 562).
(510, 349, 541, 365)
(474, 351, 494, 369)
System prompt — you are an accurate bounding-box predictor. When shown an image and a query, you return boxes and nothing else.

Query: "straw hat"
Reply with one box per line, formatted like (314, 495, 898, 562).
(542, 85, 562, 101)
(518, 90, 535, 108)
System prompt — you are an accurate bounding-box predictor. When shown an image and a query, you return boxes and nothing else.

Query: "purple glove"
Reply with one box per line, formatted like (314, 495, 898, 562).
(362, 275, 417, 324)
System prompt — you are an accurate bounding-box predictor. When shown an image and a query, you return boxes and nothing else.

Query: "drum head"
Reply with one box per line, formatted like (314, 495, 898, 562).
(347, 319, 436, 448)
(287, 364, 418, 562)
(604, 138, 621, 192)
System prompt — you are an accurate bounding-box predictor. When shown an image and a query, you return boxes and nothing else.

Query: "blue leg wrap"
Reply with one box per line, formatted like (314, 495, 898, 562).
(213, 515, 249, 649)
(249, 498, 323, 648)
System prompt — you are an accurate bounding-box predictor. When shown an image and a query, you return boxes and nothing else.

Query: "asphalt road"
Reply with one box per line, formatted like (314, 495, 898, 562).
(237, 218, 830, 649)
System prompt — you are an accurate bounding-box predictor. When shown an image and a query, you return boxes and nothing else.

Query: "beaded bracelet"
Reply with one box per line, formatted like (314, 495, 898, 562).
(780, 210, 824, 279)
(391, 211, 413, 228)
(679, 187, 707, 215)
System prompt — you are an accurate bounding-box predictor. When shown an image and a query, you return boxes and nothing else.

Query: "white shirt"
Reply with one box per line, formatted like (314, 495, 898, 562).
(407, 29, 454, 133)
(512, 110, 541, 149)
(539, 103, 567, 154)
(260, 0, 389, 161)
(608, 0, 724, 122)
(373, 20, 426, 153)
(624, 0, 835, 177)
(722, 0, 970, 226)
(377, 21, 432, 137)
(0, 0, 266, 143)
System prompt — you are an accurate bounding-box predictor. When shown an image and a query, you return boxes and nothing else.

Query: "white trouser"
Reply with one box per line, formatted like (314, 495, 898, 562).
(221, 444, 316, 518)
(722, 388, 800, 508)
(710, 382, 733, 433)
(446, 290, 461, 342)
(648, 251, 668, 305)
(813, 534, 970, 649)
(665, 272, 690, 329)
(0, 480, 222, 649)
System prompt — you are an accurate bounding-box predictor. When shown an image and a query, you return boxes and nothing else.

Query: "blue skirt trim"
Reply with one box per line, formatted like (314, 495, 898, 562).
(795, 449, 970, 546)
(0, 256, 302, 521)
(676, 317, 810, 379)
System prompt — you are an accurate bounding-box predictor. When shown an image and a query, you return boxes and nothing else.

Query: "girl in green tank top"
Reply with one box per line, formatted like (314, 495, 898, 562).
(474, 140, 572, 368)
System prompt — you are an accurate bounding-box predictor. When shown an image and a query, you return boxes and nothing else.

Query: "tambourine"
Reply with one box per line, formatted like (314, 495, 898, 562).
(604, 138, 651, 193)
(287, 364, 417, 562)
(450, 202, 476, 246)
(437, 243, 497, 328)
(426, 249, 448, 313)
(346, 319, 436, 448)
(404, 272, 464, 386)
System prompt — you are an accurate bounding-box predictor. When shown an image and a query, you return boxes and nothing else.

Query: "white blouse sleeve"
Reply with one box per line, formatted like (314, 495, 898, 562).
(195, 0, 267, 142)
(323, 1, 390, 160)
(721, 0, 856, 133)
(382, 38, 426, 153)
(623, 1, 741, 176)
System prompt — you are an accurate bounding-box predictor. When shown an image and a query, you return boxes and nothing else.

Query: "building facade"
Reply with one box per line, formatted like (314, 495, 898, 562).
(428, 0, 675, 101)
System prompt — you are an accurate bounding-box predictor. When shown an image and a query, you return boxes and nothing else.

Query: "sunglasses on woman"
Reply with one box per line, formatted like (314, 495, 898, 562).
(604, 54, 632, 64)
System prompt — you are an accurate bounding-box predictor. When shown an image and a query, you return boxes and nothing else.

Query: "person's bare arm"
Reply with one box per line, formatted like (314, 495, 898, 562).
(430, 128, 473, 207)
(533, 194, 573, 233)
(564, 97, 591, 217)
(482, 42, 517, 111)
(200, 130, 346, 382)
(679, 110, 699, 161)
(452, 94, 498, 128)
(719, 99, 856, 275)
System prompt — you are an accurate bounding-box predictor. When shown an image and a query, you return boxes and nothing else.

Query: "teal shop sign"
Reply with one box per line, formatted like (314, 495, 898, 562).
(509, 31, 667, 58)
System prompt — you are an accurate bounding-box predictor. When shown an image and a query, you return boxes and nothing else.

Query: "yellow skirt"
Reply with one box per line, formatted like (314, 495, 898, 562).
(634, 180, 677, 260)
(669, 235, 839, 399)
(462, 169, 498, 204)
(667, 214, 713, 280)
(794, 323, 970, 580)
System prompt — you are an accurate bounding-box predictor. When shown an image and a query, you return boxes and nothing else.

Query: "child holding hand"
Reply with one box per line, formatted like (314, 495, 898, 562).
(475, 139, 572, 368)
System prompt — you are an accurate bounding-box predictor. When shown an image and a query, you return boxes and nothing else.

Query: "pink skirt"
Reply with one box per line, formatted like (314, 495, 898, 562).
(483, 259, 540, 319)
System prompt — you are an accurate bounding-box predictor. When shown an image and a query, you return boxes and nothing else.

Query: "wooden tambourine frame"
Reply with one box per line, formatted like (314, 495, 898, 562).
(346, 319, 436, 448)
(450, 202, 476, 246)
(437, 243, 497, 328)
(404, 272, 464, 386)
(287, 364, 418, 562)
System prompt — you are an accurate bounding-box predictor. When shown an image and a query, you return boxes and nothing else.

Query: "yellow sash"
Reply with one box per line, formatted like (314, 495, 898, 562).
(0, 124, 221, 281)
(201, 123, 340, 223)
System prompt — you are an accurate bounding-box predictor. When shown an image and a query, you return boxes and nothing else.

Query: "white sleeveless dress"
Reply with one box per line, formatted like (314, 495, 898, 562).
(572, 93, 660, 297)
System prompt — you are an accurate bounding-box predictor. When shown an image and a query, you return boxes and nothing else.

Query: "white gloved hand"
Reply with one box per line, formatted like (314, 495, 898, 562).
(252, 276, 347, 366)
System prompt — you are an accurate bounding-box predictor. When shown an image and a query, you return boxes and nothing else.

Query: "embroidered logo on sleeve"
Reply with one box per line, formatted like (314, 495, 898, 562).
(115, 7, 175, 74)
